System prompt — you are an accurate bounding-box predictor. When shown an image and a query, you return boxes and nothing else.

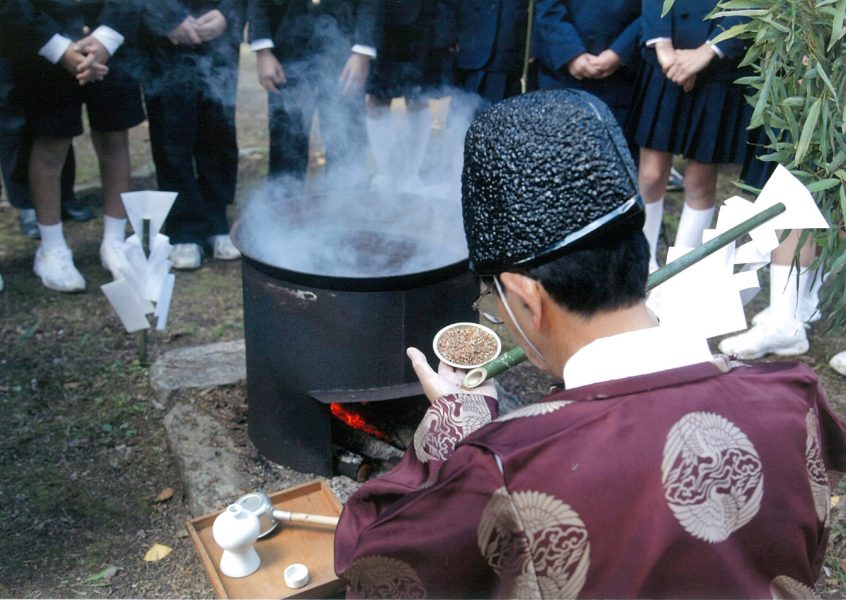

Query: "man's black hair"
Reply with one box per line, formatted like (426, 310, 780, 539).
(517, 229, 650, 317)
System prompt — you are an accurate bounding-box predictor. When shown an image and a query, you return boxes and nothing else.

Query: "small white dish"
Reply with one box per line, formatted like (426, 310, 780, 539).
(284, 563, 310, 589)
(433, 322, 502, 369)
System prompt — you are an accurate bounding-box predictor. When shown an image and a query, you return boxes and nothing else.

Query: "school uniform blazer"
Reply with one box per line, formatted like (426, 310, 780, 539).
(641, 0, 747, 80)
(435, 0, 528, 74)
(3, 0, 140, 57)
(534, 0, 641, 73)
(384, 0, 420, 27)
(246, 0, 382, 62)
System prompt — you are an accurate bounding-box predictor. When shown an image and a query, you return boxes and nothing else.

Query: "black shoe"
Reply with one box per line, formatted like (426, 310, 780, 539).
(61, 200, 94, 222)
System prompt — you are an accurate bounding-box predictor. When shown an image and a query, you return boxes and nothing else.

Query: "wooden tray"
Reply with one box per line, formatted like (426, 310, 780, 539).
(187, 479, 345, 599)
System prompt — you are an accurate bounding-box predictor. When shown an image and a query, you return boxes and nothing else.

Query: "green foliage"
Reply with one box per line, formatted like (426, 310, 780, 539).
(707, 0, 846, 330)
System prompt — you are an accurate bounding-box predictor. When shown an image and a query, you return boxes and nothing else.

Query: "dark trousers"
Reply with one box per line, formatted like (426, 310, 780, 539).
(144, 43, 239, 245)
(266, 56, 367, 182)
(0, 58, 75, 209)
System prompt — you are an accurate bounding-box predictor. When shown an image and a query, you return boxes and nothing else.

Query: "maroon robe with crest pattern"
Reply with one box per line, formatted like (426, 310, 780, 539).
(334, 358, 846, 598)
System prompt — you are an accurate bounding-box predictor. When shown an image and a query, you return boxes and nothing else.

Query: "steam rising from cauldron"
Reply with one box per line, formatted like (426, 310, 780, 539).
(237, 72, 484, 278)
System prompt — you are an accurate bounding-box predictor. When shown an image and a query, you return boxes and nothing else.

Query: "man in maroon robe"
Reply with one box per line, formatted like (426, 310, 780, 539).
(334, 90, 846, 598)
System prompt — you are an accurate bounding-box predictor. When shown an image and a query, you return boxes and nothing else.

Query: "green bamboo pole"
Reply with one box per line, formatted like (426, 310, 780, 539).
(139, 218, 150, 366)
(462, 202, 787, 388)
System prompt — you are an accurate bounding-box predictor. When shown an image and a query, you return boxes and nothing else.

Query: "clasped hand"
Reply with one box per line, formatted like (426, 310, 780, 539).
(567, 50, 622, 81)
(167, 10, 228, 46)
(61, 37, 110, 85)
(656, 42, 715, 92)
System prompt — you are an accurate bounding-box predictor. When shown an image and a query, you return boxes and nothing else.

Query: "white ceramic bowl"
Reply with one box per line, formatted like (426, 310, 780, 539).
(433, 322, 502, 369)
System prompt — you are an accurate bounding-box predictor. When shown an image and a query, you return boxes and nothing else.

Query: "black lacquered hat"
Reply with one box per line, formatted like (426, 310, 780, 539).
(462, 89, 644, 276)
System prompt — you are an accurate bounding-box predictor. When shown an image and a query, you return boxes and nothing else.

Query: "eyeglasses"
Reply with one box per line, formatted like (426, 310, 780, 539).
(472, 280, 495, 311)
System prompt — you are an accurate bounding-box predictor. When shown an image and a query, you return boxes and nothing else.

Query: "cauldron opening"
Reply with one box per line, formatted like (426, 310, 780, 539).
(233, 190, 478, 476)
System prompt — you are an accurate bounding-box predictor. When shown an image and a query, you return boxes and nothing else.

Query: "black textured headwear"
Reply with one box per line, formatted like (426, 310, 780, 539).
(462, 89, 644, 276)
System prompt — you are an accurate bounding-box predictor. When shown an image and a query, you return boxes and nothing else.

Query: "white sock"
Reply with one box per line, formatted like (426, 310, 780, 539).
(365, 111, 394, 179)
(642, 198, 664, 266)
(675, 204, 715, 248)
(404, 106, 432, 181)
(769, 264, 810, 324)
(37, 222, 67, 251)
(102, 215, 127, 242)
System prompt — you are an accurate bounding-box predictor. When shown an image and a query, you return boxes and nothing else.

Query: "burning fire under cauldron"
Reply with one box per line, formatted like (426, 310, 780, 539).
(232, 189, 478, 477)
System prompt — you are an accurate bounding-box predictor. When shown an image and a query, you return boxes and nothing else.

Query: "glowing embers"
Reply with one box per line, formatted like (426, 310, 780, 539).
(330, 403, 392, 443)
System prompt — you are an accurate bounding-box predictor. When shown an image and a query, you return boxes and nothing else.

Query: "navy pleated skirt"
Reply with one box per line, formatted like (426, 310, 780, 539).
(628, 61, 753, 164)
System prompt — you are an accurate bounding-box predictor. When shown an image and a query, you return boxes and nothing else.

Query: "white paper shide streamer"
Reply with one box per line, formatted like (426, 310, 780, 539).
(101, 191, 178, 333)
(647, 165, 829, 338)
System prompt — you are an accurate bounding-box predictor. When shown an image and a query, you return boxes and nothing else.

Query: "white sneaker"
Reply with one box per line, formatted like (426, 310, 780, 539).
(33, 245, 86, 292)
(211, 235, 241, 261)
(170, 243, 203, 270)
(100, 239, 127, 279)
(718, 319, 809, 360)
(831, 351, 846, 376)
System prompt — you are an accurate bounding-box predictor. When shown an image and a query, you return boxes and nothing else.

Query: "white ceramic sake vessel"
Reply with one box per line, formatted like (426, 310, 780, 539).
(212, 503, 261, 578)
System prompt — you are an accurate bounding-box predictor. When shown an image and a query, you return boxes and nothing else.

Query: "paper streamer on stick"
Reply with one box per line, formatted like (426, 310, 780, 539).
(102, 191, 178, 335)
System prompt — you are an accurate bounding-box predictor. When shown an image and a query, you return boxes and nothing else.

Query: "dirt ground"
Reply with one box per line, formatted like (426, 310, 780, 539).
(1, 49, 846, 598)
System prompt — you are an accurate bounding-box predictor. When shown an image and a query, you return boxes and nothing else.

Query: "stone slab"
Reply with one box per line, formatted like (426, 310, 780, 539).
(151, 339, 246, 403)
(164, 401, 250, 516)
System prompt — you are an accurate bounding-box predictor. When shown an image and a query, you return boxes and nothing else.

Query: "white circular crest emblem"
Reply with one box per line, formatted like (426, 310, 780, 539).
(662, 412, 763, 543)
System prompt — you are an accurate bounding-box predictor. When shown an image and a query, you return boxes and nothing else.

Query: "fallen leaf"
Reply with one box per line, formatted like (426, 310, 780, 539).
(832, 495, 841, 508)
(143, 543, 172, 562)
(154, 487, 174, 503)
(85, 565, 118, 583)
(841, 559, 846, 572)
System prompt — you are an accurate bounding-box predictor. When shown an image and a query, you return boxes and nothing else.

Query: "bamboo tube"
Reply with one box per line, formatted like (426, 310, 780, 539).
(139, 218, 150, 366)
(271, 509, 339, 527)
(462, 202, 787, 388)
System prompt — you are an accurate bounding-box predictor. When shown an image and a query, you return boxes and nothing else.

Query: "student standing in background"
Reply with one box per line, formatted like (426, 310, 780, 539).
(9, 0, 144, 292)
(247, 0, 383, 183)
(630, 0, 750, 272)
(141, 0, 245, 271)
(365, 0, 439, 191)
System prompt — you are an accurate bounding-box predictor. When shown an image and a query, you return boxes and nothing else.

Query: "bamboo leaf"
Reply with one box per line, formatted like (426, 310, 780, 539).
(816, 64, 838, 102)
(710, 22, 755, 45)
(806, 178, 841, 192)
(840, 186, 846, 228)
(795, 97, 822, 163)
(750, 64, 775, 128)
(829, 0, 846, 51)
(661, 0, 675, 17)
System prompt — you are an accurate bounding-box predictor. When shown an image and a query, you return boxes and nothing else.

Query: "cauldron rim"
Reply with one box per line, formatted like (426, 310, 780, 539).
(231, 218, 472, 292)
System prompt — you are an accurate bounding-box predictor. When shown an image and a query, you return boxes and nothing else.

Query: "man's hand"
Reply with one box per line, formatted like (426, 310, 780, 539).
(406, 347, 497, 403)
(665, 45, 715, 88)
(195, 9, 227, 42)
(567, 53, 601, 80)
(338, 53, 370, 96)
(592, 49, 622, 79)
(167, 15, 202, 45)
(256, 49, 286, 94)
(654, 40, 676, 74)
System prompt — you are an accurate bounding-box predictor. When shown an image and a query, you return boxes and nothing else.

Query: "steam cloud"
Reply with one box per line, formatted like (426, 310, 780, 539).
(235, 20, 485, 279)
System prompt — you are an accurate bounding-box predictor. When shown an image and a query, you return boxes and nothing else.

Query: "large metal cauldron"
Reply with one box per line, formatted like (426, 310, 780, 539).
(233, 190, 477, 475)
